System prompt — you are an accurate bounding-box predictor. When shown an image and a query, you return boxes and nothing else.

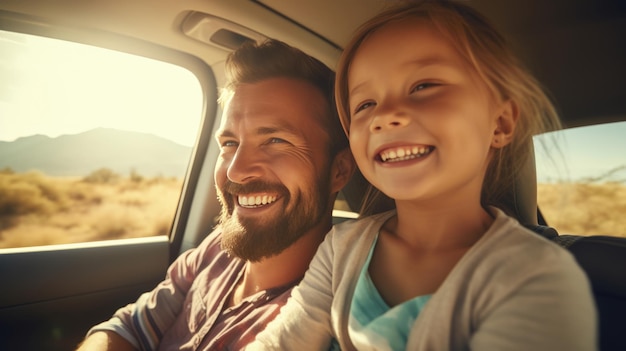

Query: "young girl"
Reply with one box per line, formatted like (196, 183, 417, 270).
(249, 1, 597, 350)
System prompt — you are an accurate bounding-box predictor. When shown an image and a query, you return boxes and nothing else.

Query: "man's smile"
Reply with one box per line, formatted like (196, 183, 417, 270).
(237, 193, 279, 208)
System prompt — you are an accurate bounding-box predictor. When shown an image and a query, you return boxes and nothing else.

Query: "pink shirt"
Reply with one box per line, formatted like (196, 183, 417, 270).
(88, 229, 296, 350)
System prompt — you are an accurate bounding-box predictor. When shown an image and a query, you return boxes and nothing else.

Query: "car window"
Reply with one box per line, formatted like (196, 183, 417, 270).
(0, 30, 203, 249)
(534, 121, 626, 237)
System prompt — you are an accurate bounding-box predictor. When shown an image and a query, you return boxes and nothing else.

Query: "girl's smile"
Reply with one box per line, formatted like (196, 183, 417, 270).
(376, 144, 434, 163)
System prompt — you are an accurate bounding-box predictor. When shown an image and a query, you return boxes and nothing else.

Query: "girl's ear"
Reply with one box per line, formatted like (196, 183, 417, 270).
(491, 99, 519, 149)
(329, 148, 356, 194)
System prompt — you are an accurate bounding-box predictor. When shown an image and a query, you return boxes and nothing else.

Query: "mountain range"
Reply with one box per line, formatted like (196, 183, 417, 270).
(0, 128, 193, 177)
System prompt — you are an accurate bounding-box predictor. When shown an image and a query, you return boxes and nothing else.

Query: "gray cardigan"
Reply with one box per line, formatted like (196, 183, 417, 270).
(250, 208, 597, 350)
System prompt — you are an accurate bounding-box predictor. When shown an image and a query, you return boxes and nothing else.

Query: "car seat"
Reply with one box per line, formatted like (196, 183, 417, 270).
(511, 144, 626, 351)
(556, 235, 626, 351)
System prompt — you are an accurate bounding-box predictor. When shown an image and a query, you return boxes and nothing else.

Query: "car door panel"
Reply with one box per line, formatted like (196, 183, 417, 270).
(0, 237, 169, 350)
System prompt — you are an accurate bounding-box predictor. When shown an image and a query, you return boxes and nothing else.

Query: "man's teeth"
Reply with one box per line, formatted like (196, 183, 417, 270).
(380, 146, 432, 162)
(238, 194, 278, 207)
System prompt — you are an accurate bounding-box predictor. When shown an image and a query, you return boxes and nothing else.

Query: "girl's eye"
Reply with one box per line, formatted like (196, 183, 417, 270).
(354, 101, 375, 114)
(411, 82, 438, 93)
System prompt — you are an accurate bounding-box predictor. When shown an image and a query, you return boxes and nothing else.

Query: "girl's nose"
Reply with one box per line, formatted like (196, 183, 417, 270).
(370, 110, 410, 132)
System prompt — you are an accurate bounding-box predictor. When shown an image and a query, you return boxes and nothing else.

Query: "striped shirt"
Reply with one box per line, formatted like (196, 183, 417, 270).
(87, 229, 296, 350)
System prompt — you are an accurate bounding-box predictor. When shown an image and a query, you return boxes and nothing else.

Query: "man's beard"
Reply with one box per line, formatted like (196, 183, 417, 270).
(217, 176, 331, 262)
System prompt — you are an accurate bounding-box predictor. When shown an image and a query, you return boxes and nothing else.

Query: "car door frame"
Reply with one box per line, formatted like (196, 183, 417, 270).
(0, 10, 218, 350)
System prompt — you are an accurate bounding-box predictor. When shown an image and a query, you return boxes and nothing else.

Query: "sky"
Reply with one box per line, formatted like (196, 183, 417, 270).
(534, 122, 626, 183)
(0, 30, 203, 147)
(1, 30, 624, 182)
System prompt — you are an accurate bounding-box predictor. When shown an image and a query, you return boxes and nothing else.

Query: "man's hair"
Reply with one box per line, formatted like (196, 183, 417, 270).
(219, 39, 348, 156)
(335, 0, 562, 218)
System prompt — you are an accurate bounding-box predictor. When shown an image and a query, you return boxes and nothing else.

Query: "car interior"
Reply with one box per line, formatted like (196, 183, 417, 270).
(0, 0, 624, 350)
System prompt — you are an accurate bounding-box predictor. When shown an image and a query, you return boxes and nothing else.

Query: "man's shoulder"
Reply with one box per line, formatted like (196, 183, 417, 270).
(180, 228, 235, 269)
(188, 227, 223, 254)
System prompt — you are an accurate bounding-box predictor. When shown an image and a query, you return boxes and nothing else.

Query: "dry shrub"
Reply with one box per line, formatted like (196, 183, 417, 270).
(145, 182, 180, 236)
(538, 182, 626, 237)
(0, 172, 68, 229)
(1, 214, 96, 248)
(67, 181, 103, 204)
(0, 223, 70, 247)
(83, 168, 121, 184)
(88, 178, 181, 240)
(117, 190, 148, 207)
(0, 172, 183, 248)
(89, 203, 143, 240)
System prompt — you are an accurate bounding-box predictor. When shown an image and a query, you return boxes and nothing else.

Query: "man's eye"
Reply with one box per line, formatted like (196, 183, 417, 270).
(268, 137, 287, 144)
(221, 140, 238, 148)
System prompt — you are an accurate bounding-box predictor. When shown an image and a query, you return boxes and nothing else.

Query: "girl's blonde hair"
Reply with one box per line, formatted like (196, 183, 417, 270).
(335, 0, 561, 219)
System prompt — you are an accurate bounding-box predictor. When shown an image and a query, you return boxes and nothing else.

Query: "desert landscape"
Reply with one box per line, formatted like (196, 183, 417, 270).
(538, 181, 626, 237)
(0, 168, 182, 248)
(1, 168, 624, 249)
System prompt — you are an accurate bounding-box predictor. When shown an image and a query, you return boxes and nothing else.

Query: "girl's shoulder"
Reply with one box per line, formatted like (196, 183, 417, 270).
(328, 210, 396, 246)
(439, 208, 588, 302)
(487, 208, 563, 248)
(477, 207, 580, 269)
(332, 210, 396, 234)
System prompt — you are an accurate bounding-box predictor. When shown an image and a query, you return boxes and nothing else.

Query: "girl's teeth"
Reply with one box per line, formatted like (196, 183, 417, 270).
(380, 146, 432, 162)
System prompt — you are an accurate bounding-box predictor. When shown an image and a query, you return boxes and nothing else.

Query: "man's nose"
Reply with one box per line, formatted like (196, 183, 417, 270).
(226, 145, 265, 183)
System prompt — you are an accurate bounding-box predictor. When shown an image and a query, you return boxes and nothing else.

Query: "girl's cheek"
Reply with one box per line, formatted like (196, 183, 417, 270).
(348, 128, 363, 146)
(349, 131, 369, 161)
(349, 117, 368, 138)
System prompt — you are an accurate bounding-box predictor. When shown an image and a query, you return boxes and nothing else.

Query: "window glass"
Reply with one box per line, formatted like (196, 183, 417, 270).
(534, 121, 626, 237)
(0, 30, 203, 248)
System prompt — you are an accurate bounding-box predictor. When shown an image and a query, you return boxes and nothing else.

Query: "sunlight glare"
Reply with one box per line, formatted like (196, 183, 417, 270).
(0, 30, 203, 147)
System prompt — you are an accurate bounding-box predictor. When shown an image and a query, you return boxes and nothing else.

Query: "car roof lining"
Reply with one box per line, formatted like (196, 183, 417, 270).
(257, 0, 626, 128)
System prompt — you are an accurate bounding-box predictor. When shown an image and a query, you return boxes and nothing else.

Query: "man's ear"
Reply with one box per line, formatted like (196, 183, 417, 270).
(491, 99, 519, 149)
(329, 148, 356, 194)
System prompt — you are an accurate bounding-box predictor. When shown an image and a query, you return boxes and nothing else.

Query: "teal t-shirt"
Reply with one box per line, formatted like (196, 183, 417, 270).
(348, 238, 431, 351)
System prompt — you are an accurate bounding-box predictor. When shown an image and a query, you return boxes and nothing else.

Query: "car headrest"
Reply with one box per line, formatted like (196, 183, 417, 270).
(506, 140, 539, 225)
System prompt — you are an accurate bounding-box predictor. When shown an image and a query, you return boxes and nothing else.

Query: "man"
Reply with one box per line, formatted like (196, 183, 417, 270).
(76, 39, 354, 350)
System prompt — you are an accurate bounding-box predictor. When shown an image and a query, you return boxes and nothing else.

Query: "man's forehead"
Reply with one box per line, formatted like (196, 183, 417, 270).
(216, 117, 302, 137)
(216, 104, 326, 142)
(217, 78, 327, 136)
